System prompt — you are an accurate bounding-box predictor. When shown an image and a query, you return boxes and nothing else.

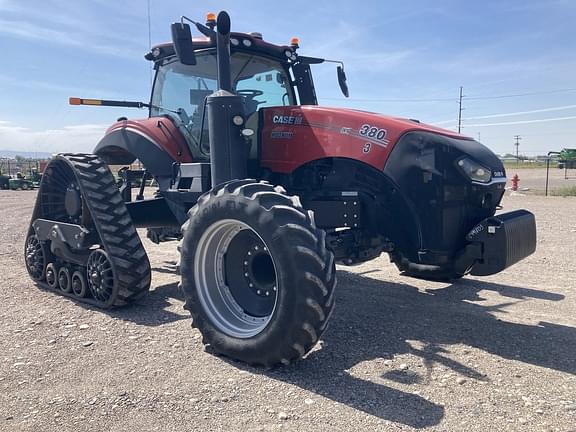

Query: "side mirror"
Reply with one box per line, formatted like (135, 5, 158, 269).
(337, 65, 349, 98)
(171, 22, 196, 65)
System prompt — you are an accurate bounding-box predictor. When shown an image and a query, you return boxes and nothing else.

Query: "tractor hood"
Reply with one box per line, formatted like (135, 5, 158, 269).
(260, 105, 481, 174)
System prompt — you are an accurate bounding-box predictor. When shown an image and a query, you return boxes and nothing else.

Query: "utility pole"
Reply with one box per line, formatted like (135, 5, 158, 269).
(514, 135, 522, 165)
(457, 86, 464, 133)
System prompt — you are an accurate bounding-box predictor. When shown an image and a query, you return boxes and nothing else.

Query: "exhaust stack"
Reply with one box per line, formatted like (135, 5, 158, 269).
(206, 11, 247, 186)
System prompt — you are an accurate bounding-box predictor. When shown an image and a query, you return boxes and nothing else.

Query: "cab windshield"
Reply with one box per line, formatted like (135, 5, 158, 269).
(151, 52, 294, 150)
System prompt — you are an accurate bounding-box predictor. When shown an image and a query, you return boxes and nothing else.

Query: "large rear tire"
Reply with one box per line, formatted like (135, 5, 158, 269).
(180, 180, 336, 367)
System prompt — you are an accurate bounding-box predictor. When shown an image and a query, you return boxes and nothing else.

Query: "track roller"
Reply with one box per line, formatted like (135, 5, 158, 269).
(45, 263, 58, 289)
(58, 267, 72, 293)
(71, 271, 88, 298)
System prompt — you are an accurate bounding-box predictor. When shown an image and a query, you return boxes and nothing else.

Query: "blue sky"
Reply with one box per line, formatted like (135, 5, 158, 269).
(0, 0, 575, 156)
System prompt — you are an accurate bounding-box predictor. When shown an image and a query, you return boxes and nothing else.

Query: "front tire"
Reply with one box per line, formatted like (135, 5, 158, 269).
(180, 180, 336, 367)
(391, 251, 465, 281)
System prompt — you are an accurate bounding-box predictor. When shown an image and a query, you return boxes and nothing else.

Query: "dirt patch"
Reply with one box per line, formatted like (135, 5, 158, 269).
(1, 190, 575, 431)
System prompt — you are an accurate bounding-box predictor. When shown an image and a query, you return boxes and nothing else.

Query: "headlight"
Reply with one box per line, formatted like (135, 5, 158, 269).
(457, 157, 492, 183)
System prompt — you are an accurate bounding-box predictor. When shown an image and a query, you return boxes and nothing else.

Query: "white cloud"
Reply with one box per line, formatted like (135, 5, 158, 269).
(0, 17, 141, 59)
(0, 73, 122, 97)
(0, 120, 108, 153)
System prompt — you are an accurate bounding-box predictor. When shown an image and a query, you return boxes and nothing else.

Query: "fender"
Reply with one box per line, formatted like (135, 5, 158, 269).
(94, 117, 194, 178)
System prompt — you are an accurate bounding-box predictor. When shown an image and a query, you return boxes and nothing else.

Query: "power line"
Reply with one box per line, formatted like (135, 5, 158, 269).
(433, 104, 576, 126)
(481, 130, 576, 138)
(318, 87, 576, 104)
(466, 88, 576, 100)
(318, 96, 456, 103)
(463, 104, 576, 120)
(464, 115, 576, 127)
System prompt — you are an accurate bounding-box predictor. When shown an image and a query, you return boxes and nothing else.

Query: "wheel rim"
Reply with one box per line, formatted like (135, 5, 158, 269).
(58, 267, 72, 293)
(25, 235, 46, 281)
(87, 250, 115, 303)
(193, 219, 278, 339)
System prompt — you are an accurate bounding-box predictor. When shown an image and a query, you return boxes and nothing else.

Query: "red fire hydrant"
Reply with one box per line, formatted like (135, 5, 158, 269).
(511, 174, 519, 191)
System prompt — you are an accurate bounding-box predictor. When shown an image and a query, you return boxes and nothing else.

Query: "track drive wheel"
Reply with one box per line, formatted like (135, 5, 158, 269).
(86, 249, 116, 307)
(180, 180, 336, 367)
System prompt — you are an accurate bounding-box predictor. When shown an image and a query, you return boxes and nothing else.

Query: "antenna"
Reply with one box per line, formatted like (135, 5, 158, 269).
(147, 0, 153, 88)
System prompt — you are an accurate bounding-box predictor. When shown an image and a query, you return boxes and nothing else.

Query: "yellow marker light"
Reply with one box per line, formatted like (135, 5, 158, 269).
(83, 99, 102, 106)
(206, 12, 216, 23)
(290, 37, 300, 47)
(69, 97, 81, 105)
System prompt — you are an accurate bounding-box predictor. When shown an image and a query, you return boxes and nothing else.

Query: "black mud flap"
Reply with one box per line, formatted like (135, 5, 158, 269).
(466, 210, 536, 276)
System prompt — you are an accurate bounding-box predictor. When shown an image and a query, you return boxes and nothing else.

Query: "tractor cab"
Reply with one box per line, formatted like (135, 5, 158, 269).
(145, 19, 348, 161)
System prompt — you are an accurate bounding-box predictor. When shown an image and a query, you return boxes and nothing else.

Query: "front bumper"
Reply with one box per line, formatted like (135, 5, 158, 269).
(457, 210, 537, 276)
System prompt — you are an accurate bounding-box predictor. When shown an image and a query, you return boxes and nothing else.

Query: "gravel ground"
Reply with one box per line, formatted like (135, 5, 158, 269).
(1, 190, 575, 431)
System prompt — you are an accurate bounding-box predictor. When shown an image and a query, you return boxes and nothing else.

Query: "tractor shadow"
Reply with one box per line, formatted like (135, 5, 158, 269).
(108, 281, 187, 326)
(151, 259, 179, 275)
(229, 269, 574, 428)
(102, 260, 185, 326)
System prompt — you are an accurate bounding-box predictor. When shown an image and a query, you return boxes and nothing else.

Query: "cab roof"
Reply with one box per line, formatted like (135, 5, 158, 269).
(145, 32, 297, 63)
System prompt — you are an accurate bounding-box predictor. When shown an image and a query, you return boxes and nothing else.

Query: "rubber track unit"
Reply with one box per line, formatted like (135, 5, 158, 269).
(28, 153, 151, 308)
(180, 179, 336, 367)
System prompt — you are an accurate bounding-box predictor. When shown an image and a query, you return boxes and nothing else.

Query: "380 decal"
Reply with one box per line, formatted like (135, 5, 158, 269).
(359, 124, 387, 141)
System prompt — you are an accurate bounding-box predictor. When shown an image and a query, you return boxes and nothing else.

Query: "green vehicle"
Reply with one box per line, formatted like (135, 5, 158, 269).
(8, 174, 34, 190)
(0, 174, 9, 190)
(558, 148, 576, 169)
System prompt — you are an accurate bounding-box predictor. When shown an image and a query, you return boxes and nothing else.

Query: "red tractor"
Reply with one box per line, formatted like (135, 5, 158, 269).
(25, 11, 536, 366)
